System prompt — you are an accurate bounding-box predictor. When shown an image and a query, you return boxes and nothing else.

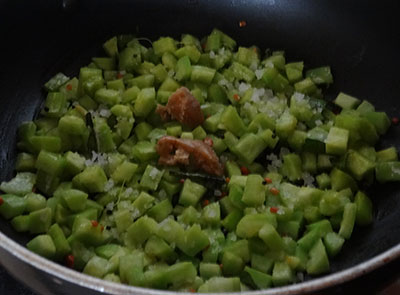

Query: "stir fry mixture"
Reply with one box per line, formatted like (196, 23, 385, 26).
(1, 29, 400, 292)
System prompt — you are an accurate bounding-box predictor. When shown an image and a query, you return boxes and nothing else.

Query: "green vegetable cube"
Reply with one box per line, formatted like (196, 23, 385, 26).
(202, 202, 221, 226)
(272, 262, 293, 286)
(145, 236, 176, 263)
(325, 127, 349, 155)
(339, 203, 357, 239)
(199, 263, 222, 280)
(25, 193, 46, 212)
(153, 37, 177, 56)
(73, 165, 108, 193)
(126, 216, 157, 247)
(140, 165, 164, 191)
(147, 199, 173, 222)
(306, 238, 330, 275)
(241, 174, 266, 207)
(83, 255, 111, 278)
(28, 207, 52, 234)
(48, 223, 71, 260)
(323, 232, 344, 257)
(11, 215, 30, 232)
(27, 235, 56, 259)
(354, 191, 373, 226)
(236, 213, 276, 238)
(179, 179, 207, 207)
(259, 223, 283, 251)
(334, 92, 360, 110)
(221, 251, 244, 275)
(0, 172, 36, 196)
(61, 189, 88, 212)
(0, 194, 27, 219)
(177, 224, 209, 256)
(111, 161, 138, 184)
(346, 150, 375, 181)
(156, 218, 185, 244)
(134, 88, 156, 118)
(198, 277, 241, 292)
(132, 192, 155, 218)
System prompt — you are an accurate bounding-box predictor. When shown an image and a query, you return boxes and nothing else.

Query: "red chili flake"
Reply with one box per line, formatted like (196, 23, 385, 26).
(220, 191, 227, 198)
(270, 187, 280, 195)
(189, 288, 196, 293)
(225, 177, 230, 183)
(203, 137, 213, 147)
(91, 220, 99, 227)
(253, 47, 258, 53)
(270, 206, 279, 213)
(202, 199, 210, 207)
(66, 254, 75, 268)
(264, 177, 272, 184)
(233, 94, 240, 101)
(100, 225, 105, 232)
(179, 178, 185, 184)
(239, 20, 247, 27)
(392, 117, 399, 125)
(66, 84, 73, 91)
(240, 166, 250, 175)
(116, 72, 124, 79)
(0, 196, 4, 206)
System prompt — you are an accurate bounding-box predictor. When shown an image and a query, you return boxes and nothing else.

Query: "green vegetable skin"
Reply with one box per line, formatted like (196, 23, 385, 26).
(0, 28, 396, 292)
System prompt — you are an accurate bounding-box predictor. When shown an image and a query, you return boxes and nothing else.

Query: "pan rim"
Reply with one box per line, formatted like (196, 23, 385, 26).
(1, 230, 399, 294)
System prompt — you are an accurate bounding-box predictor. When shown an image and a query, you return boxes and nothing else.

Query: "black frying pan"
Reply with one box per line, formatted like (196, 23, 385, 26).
(0, 0, 400, 294)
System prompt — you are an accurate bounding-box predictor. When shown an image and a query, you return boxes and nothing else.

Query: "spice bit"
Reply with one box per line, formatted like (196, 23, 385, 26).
(264, 177, 272, 184)
(233, 94, 240, 101)
(240, 166, 250, 175)
(392, 117, 399, 125)
(202, 199, 210, 207)
(116, 72, 124, 79)
(220, 191, 227, 198)
(179, 178, 185, 184)
(270, 206, 279, 213)
(225, 177, 230, 183)
(66, 84, 73, 91)
(270, 187, 280, 195)
(66, 254, 75, 268)
(100, 225, 105, 232)
(203, 137, 214, 147)
(0, 196, 3, 206)
(189, 288, 196, 293)
(239, 20, 247, 27)
(219, 263, 224, 269)
(91, 220, 99, 227)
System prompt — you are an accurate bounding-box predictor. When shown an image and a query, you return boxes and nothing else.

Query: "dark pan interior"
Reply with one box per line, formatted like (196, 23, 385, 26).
(1, 0, 400, 286)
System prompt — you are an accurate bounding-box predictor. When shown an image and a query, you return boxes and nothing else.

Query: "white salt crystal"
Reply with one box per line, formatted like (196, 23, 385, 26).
(209, 50, 216, 59)
(255, 69, 265, 80)
(149, 167, 159, 179)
